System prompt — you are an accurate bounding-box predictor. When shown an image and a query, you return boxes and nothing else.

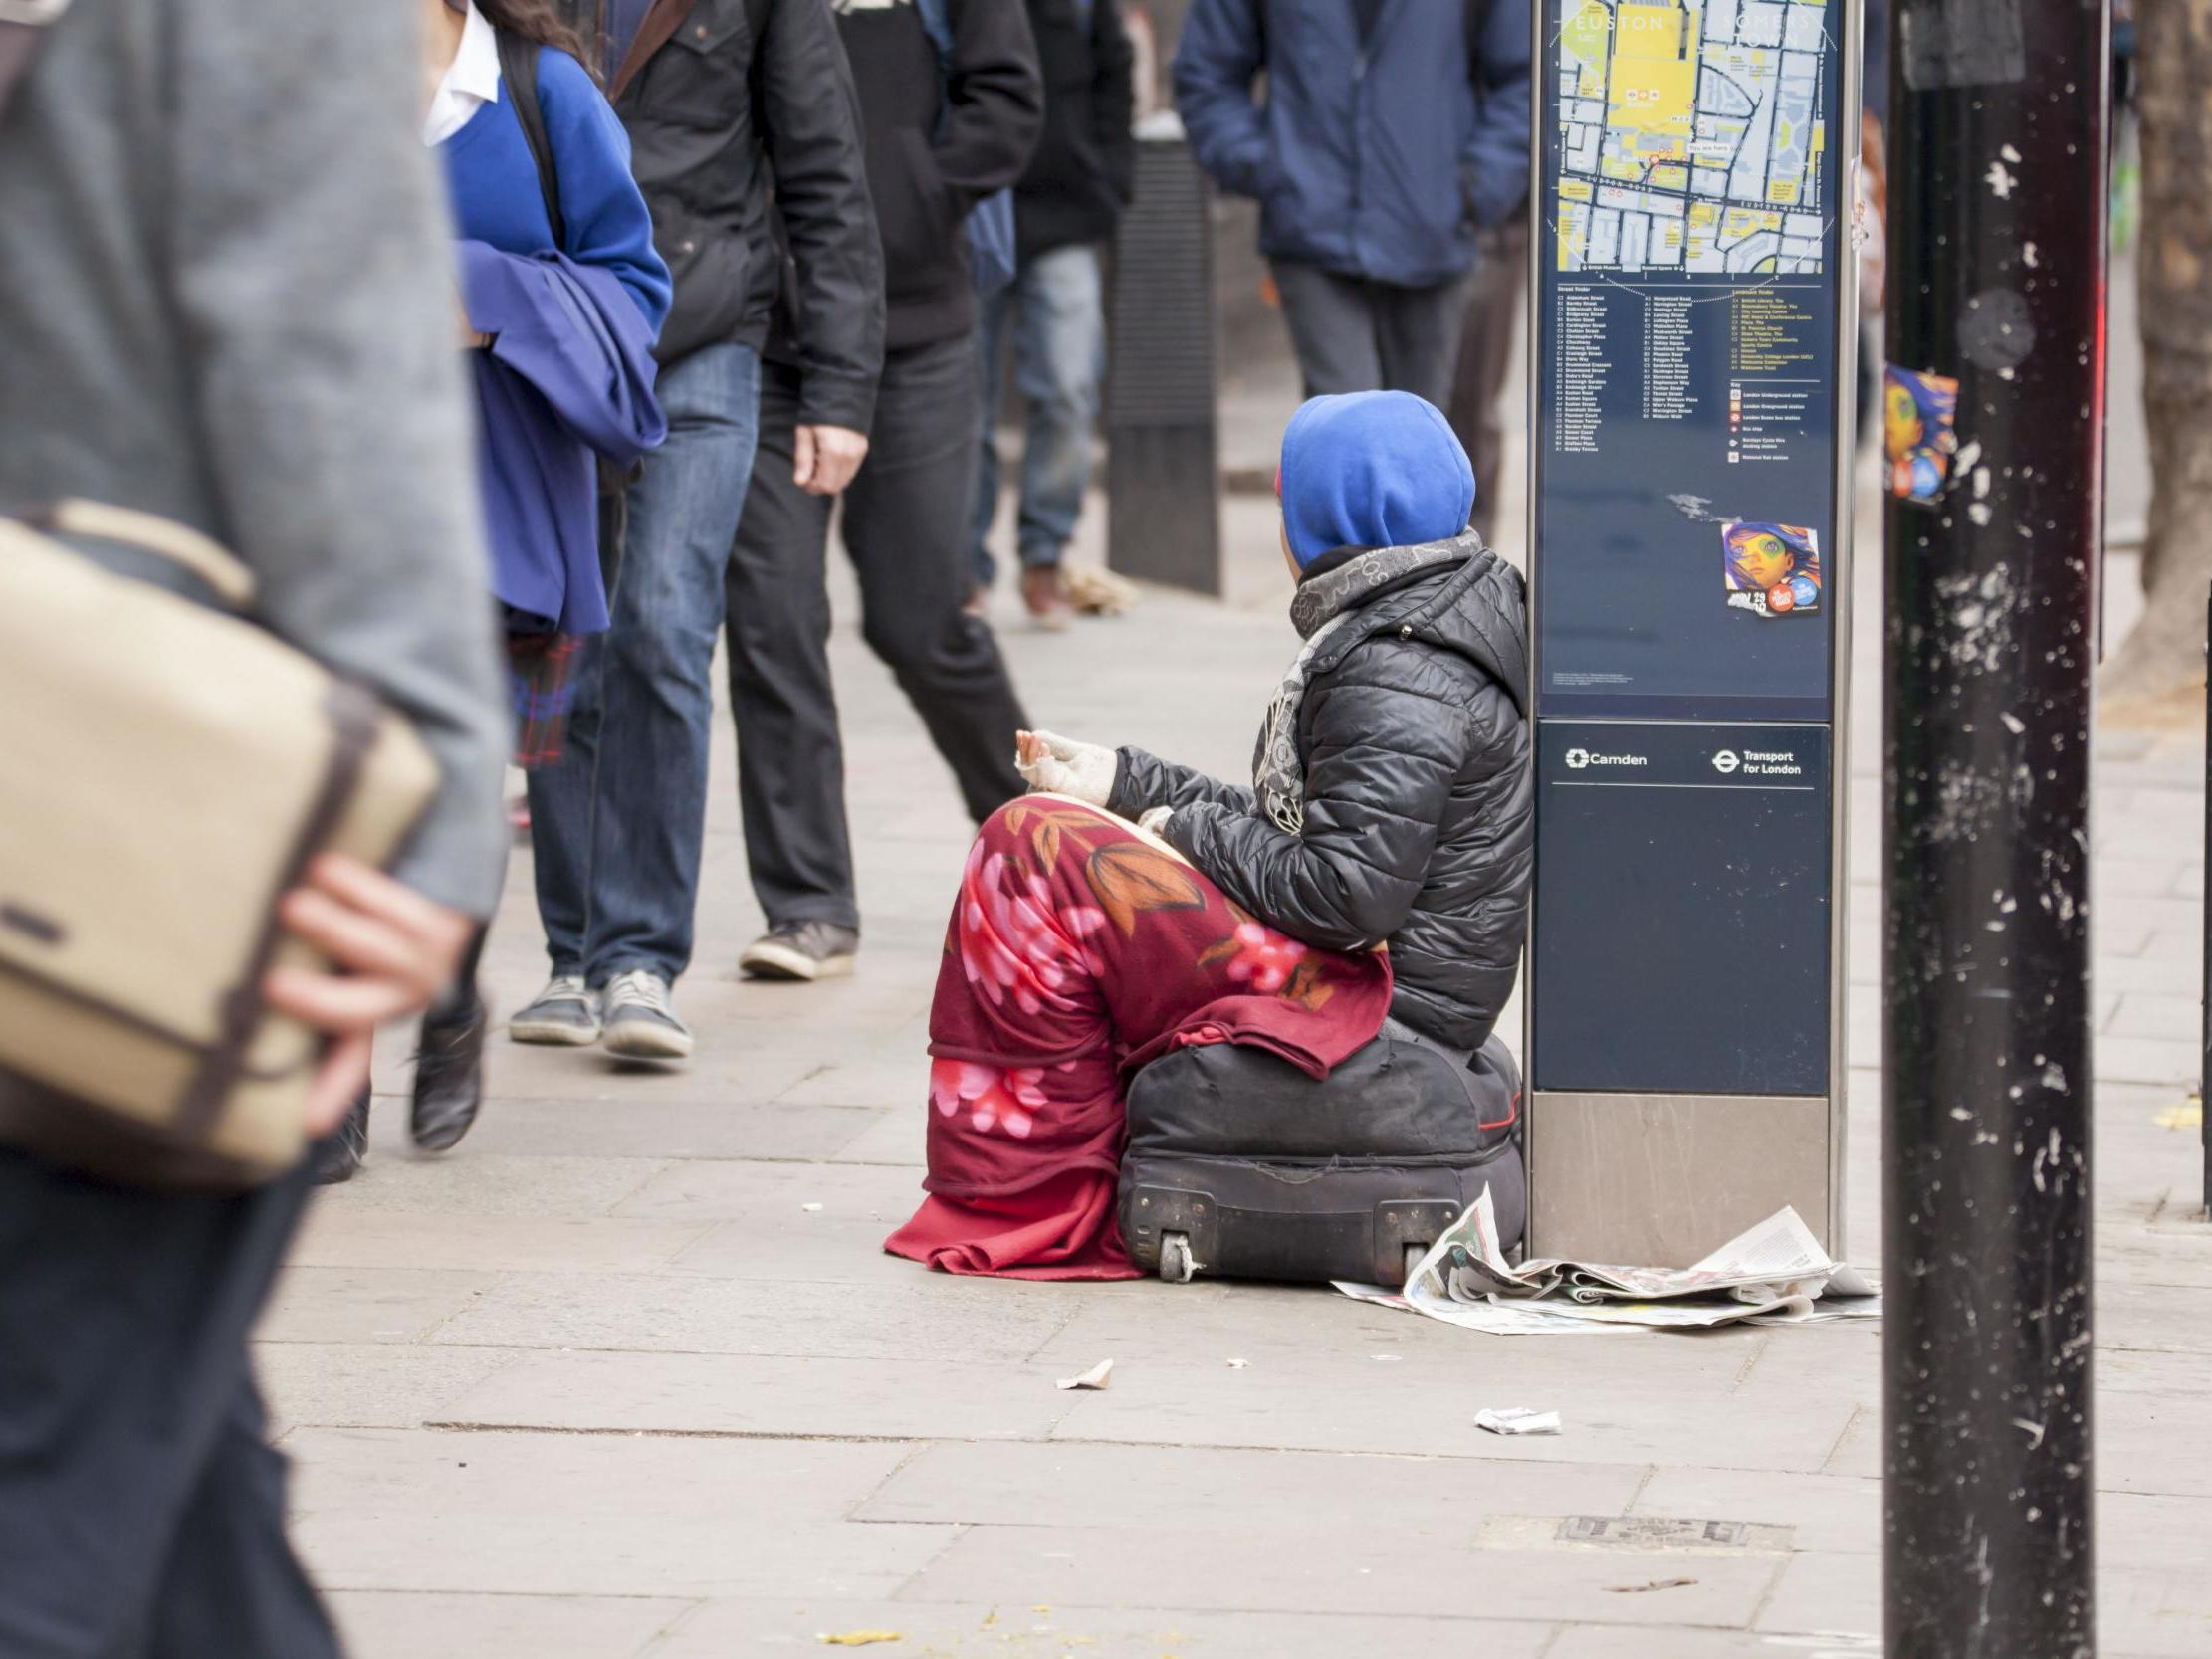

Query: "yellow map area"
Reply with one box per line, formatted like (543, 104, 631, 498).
(1603, 3, 1695, 177)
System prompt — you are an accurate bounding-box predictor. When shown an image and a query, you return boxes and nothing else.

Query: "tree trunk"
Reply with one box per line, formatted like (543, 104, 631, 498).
(2109, 0, 2212, 707)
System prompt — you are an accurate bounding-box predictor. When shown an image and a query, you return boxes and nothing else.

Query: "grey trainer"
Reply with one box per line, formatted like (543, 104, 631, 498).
(600, 969, 693, 1060)
(739, 921, 859, 982)
(508, 974, 601, 1046)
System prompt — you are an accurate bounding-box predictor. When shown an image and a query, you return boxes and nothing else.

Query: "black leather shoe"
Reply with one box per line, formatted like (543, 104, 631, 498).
(312, 1085, 371, 1185)
(410, 988, 487, 1153)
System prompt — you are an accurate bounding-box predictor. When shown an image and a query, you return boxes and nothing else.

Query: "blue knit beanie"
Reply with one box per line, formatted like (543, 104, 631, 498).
(1277, 391, 1476, 566)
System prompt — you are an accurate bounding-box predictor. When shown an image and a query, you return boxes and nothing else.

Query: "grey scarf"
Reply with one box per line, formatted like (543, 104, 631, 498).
(1255, 533, 1475, 834)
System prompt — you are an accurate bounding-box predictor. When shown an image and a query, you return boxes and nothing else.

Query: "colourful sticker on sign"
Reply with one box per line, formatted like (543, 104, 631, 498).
(1884, 364, 1960, 504)
(1722, 521, 1822, 620)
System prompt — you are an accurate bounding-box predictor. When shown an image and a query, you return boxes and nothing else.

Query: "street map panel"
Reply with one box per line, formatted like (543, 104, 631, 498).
(1555, 0, 1831, 274)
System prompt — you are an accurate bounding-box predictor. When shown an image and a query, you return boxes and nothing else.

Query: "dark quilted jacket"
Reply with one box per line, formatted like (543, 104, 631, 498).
(1110, 538, 1532, 1051)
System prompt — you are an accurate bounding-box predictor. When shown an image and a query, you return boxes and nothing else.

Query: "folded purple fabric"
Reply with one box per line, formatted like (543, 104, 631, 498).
(459, 241, 668, 635)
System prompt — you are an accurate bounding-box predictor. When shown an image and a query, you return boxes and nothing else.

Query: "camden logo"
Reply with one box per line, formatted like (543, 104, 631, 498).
(1563, 747, 1647, 771)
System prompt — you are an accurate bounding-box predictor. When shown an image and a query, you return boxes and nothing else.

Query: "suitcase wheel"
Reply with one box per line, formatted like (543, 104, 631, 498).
(1160, 1231, 1200, 1285)
(1404, 1242, 1429, 1283)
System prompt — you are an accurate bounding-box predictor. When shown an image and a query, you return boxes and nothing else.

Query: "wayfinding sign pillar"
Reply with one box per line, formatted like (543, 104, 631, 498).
(1525, 0, 1861, 1265)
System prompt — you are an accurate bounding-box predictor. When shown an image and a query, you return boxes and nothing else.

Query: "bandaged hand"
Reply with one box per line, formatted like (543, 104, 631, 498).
(1014, 728, 1117, 807)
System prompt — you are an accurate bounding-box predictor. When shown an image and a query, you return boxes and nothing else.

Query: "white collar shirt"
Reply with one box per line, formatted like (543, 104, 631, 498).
(423, 3, 503, 147)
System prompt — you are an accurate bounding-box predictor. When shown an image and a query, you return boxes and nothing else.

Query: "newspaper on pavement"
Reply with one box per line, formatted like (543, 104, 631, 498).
(1334, 1190, 1882, 1335)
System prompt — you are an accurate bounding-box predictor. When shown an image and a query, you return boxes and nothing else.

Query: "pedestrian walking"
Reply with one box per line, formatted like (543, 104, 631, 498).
(512, 0, 885, 1060)
(885, 392, 1532, 1277)
(1174, 0, 1532, 415)
(723, 0, 1044, 986)
(0, 2, 511, 1651)
(319, 0, 673, 1182)
(1442, 205, 1528, 545)
(969, 0, 1136, 628)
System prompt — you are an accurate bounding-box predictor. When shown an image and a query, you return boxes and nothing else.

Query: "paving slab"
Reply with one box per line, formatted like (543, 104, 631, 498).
(258, 1266, 498, 1346)
(318, 1150, 674, 1217)
(614, 1156, 922, 1223)
(290, 1207, 715, 1277)
(896, 1522, 1784, 1625)
(1752, 1550, 1880, 1637)
(824, 1109, 930, 1167)
(429, 1270, 1081, 1362)
(448, 1096, 882, 1162)
(327, 1591, 690, 1659)
(857, 1439, 1648, 1532)
(438, 1350, 1081, 1443)
(291, 1428, 951, 1599)
(1048, 1360, 1858, 1475)
(1545, 1629, 1877, 1658)
(1628, 1470, 1880, 1556)
(2101, 1567, 2212, 1658)
(255, 1343, 527, 1434)
(647, 1599, 1557, 1658)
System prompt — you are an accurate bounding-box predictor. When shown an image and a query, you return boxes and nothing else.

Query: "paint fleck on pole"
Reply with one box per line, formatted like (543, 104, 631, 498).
(1882, 0, 2107, 1654)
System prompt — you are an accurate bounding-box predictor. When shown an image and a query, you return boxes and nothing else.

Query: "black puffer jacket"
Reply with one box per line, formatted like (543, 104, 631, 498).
(1110, 537, 1532, 1051)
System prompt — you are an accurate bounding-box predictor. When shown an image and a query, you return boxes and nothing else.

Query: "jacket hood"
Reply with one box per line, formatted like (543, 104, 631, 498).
(1309, 531, 1529, 720)
(1278, 392, 1476, 565)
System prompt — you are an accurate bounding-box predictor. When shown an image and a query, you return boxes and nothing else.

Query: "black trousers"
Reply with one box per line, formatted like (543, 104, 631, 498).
(1444, 212, 1531, 545)
(727, 334, 1030, 931)
(0, 1148, 336, 1659)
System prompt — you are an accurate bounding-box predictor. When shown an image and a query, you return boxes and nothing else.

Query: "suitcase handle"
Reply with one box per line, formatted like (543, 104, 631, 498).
(32, 500, 258, 611)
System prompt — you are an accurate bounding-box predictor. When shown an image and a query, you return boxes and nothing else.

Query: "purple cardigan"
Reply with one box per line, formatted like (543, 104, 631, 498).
(459, 242, 666, 634)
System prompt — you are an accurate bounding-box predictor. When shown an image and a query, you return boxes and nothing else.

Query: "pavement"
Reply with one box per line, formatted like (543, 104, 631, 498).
(261, 347, 2212, 1656)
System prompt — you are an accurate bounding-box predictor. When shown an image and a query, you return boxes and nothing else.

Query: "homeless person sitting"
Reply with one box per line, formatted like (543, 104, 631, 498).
(884, 391, 1533, 1280)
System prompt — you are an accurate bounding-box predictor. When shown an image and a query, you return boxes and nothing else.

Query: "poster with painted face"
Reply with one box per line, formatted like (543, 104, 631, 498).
(1722, 521, 1823, 619)
(1884, 365, 1960, 504)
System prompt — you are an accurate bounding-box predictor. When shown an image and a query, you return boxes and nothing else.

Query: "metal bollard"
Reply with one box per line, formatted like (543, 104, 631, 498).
(1105, 118, 1221, 596)
(1881, 0, 2109, 1651)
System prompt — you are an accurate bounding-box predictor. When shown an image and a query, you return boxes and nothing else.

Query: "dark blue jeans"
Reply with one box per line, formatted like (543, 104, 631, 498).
(0, 1147, 334, 1659)
(529, 342, 761, 984)
(971, 244, 1106, 588)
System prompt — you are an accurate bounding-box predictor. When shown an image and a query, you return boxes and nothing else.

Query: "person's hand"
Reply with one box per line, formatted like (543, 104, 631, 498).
(794, 424, 869, 496)
(1137, 805, 1175, 839)
(1014, 728, 1118, 807)
(456, 290, 491, 350)
(262, 854, 474, 1136)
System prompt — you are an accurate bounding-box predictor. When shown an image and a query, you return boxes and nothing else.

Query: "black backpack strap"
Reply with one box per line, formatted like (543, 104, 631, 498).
(1466, 0, 1501, 90)
(744, 0, 772, 134)
(495, 28, 567, 251)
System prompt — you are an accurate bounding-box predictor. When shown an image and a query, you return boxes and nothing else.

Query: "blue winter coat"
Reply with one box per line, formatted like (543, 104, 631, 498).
(1173, 0, 1532, 289)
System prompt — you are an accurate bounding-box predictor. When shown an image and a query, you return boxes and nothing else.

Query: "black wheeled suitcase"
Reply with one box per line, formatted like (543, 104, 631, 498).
(1118, 1027, 1525, 1286)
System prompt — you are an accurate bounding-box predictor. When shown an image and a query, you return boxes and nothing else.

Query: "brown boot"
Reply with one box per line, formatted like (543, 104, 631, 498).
(1020, 563, 1072, 631)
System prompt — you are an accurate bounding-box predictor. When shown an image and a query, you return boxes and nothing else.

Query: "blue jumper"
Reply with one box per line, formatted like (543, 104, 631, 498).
(442, 46, 670, 637)
(442, 46, 671, 333)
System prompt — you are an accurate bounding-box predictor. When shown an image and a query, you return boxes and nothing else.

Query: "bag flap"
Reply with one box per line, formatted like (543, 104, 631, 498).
(0, 521, 394, 1062)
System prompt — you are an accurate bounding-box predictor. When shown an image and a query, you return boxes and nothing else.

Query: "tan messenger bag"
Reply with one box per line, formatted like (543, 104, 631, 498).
(0, 502, 439, 1188)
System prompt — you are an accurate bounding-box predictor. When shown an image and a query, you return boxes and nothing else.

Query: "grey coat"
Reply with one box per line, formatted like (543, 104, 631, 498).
(0, 0, 508, 916)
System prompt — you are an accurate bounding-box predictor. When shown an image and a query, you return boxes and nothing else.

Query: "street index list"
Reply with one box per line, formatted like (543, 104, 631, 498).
(1535, 0, 1848, 723)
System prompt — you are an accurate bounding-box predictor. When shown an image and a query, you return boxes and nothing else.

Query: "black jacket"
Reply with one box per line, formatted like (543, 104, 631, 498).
(830, 0, 1043, 352)
(1012, 0, 1136, 262)
(1111, 540, 1533, 1051)
(600, 0, 884, 429)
